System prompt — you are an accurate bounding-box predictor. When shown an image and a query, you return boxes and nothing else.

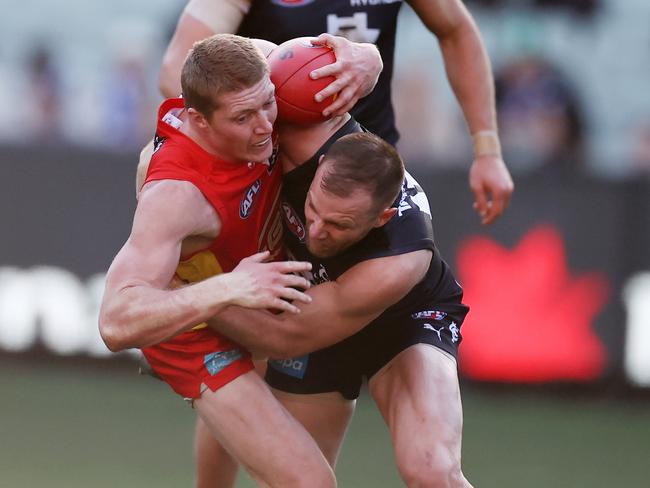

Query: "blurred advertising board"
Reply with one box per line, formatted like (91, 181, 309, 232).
(1, 146, 648, 386)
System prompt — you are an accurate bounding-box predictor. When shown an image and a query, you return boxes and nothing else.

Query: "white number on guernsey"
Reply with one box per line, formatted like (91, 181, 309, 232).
(326, 13, 380, 43)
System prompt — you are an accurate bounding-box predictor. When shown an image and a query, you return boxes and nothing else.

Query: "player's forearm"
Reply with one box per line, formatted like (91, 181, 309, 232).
(210, 297, 374, 359)
(207, 307, 298, 358)
(439, 19, 498, 135)
(99, 276, 236, 352)
(208, 304, 339, 358)
(268, 254, 429, 356)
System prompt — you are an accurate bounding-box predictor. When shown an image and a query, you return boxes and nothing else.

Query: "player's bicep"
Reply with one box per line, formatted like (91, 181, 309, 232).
(104, 229, 180, 298)
(106, 181, 220, 294)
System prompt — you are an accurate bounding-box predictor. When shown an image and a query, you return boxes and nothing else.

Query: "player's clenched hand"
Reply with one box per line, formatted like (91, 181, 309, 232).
(469, 154, 514, 225)
(309, 33, 382, 118)
(227, 251, 313, 314)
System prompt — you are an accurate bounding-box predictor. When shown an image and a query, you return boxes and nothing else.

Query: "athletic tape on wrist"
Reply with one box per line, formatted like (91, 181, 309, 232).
(472, 130, 501, 157)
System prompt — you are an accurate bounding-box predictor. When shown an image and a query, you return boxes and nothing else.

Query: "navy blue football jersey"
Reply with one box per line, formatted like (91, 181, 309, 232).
(237, 0, 403, 145)
(281, 117, 465, 321)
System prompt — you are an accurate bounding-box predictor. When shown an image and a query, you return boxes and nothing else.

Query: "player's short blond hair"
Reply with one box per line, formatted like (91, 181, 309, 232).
(181, 33, 268, 117)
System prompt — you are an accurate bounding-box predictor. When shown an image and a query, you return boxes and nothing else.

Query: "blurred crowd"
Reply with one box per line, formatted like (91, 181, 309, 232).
(1, 0, 649, 178)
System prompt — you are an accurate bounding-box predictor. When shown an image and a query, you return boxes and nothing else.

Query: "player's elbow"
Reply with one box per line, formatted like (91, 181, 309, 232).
(98, 308, 132, 353)
(436, 8, 479, 46)
(99, 320, 124, 353)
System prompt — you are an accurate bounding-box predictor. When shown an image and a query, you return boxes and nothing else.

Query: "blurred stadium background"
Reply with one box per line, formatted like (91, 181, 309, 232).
(1, 0, 649, 486)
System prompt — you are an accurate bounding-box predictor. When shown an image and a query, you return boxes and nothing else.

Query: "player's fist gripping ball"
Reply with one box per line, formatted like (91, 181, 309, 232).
(268, 37, 336, 124)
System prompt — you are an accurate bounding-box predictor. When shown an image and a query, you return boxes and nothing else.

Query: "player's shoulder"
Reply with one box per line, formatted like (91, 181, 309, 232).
(147, 133, 206, 177)
(139, 180, 207, 214)
(136, 179, 218, 237)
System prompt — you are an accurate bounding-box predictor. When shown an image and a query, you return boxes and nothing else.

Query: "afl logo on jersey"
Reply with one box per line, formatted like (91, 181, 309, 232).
(282, 202, 306, 242)
(271, 0, 315, 7)
(240, 179, 262, 219)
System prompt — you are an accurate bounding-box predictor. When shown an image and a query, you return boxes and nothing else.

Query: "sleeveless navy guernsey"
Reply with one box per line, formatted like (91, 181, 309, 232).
(280, 117, 466, 322)
(237, 0, 403, 145)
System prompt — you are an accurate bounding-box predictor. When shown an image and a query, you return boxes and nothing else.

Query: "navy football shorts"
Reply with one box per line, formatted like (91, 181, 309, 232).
(266, 301, 468, 400)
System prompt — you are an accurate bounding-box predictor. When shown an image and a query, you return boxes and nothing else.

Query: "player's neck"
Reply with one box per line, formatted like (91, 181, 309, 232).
(277, 114, 350, 172)
(181, 114, 227, 161)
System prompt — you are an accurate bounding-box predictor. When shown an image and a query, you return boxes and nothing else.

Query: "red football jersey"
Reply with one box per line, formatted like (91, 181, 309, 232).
(146, 98, 284, 275)
(140, 98, 283, 399)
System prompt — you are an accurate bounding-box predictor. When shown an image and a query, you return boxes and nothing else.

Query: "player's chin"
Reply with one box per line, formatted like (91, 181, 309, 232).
(306, 242, 334, 259)
(249, 138, 273, 160)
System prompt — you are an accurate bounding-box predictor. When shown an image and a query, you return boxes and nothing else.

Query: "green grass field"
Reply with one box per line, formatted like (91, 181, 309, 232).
(1, 358, 649, 487)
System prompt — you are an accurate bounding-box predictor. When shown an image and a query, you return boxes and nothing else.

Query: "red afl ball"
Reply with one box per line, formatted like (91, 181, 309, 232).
(268, 37, 337, 124)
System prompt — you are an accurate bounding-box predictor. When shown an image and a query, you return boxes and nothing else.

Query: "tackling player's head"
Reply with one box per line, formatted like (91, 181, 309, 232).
(305, 132, 404, 258)
(181, 34, 277, 164)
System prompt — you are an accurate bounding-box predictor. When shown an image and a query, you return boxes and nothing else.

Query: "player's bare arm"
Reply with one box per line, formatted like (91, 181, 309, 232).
(159, 0, 251, 97)
(208, 249, 432, 358)
(99, 179, 312, 352)
(160, 1, 383, 117)
(409, 0, 514, 225)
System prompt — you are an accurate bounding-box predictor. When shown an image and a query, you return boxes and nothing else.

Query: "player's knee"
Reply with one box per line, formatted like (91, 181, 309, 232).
(396, 445, 463, 488)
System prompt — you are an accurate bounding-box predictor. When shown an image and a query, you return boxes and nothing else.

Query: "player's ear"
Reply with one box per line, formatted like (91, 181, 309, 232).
(373, 207, 397, 228)
(187, 107, 209, 129)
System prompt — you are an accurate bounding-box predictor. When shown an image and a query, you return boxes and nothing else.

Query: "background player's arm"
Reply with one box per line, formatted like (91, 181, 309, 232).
(159, 0, 251, 98)
(208, 249, 432, 358)
(159, 0, 382, 115)
(408, 0, 514, 225)
(99, 180, 312, 352)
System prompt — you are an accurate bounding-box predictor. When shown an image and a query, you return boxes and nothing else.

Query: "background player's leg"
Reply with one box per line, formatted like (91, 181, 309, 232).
(194, 416, 238, 488)
(193, 359, 268, 488)
(368, 344, 472, 488)
(194, 370, 335, 488)
(272, 389, 356, 467)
